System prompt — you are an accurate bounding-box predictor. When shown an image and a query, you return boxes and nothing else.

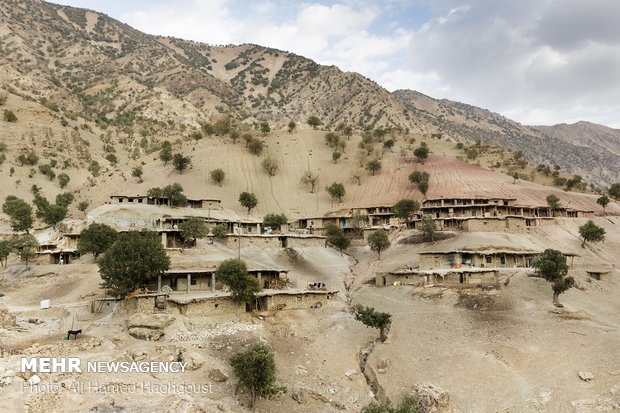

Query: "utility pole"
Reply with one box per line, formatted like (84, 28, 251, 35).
(237, 220, 241, 260)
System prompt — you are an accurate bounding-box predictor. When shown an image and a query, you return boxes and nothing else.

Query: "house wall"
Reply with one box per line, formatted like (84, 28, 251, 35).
(285, 236, 326, 248)
(173, 297, 244, 317)
(259, 292, 335, 310)
(419, 253, 460, 269)
(222, 236, 282, 249)
(420, 253, 535, 269)
(461, 218, 507, 232)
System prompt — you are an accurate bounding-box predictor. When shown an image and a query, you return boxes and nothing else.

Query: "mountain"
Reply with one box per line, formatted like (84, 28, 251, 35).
(532, 121, 620, 157)
(392, 90, 620, 187)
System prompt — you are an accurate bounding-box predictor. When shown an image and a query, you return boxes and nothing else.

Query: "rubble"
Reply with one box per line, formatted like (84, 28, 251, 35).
(411, 383, 452, 413)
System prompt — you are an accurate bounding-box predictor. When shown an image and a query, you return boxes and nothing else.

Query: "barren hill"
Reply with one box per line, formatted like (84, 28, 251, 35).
(393, 90, 620, 187)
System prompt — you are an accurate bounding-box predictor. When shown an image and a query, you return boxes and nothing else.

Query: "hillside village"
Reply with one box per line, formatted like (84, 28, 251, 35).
(1, 1, 620, 412)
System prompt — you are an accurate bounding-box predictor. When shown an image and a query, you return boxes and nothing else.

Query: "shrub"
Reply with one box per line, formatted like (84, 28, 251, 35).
(3, 110, 17, 122)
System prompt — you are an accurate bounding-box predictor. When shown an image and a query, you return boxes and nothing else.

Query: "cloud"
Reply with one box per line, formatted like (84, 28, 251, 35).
(403, 0, 620, 126)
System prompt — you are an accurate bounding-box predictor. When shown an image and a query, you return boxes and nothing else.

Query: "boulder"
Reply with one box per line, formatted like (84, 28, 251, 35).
(579, 372, 594, 382)
(128, 328, 164, 341)
(127, 313, 174, 330)
(411, 383, 451, 413)
(208, 368, 228, 382)
(183, 352, 204, 371)
(291, 387, 308, 404)
(28, 375, 41, 385)
(0, 305, 16, 328)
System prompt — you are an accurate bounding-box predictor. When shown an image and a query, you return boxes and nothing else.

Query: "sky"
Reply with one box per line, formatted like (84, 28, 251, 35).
(50, 0, 620, 128)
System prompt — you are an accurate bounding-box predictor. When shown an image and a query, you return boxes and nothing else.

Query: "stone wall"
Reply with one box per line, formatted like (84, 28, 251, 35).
(259, 292, 336, 310)
(222, 235, 282, 249)
(173, 297, 244, 317)
(461, 218, 507, 232)
(285, 236, 326, 248)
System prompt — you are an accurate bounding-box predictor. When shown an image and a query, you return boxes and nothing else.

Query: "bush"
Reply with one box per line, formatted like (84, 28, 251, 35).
(3, 110, 17, 122)
(211, 224, 228, 238)
(262, 157, 279, 176)
(57, 173, 70, 188)
(248, 139, 263, 155)
(210, 168, 225, 186)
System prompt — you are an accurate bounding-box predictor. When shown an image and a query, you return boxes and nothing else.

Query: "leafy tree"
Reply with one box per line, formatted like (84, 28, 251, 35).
(163, 183, 187, 207)
(307, 115, 322, 129)
(98, 230, 170, 297)
(132, 165, 143, 182)
(55, 192, 74, 208)
(367, 159, 381, 175)
(326, 182, 346, 203)
(230, 344, 287, 408)
(13, 234, 38, 269)
(239, 192, 258, 214)
(106, 153, 117, 165)
(532, 249, 574, 305)
(578, 220, 606, 248)
(392, 199, 420, 224)
(3, 109, 17, 122)
(408, 171, 429, 185)
(332, 151, 342, 163)
(77, 223, 118, 260)
(211, 168, 225, 186)
(417, 180, 429, 198)
(211, 224, 228, 238)
(215, 259, 261, 304)
(546, 194, 562, 216)
(248, 139, 264, 155)
(229, 129, 240, 143)
(421, 215, 436, 241)
(355, 305, 392, 342)
(300, 170, 319, 193)
(596, 195, 610, 215)
(362, 394, 419, 413)
(0, 239, 13, 268)
(262, 157, 279, 176)
(325, 223, 350, 255)
(368, 229, 390, 258)
(608, 183, 620, 200)
(90, 160, 100, 177)
(57, 173, 70, 188)
(342, 125, 353, 140)
(213, 117, 231, 135)
(263, 213, 288, 231)
(179, 217, 208, 245)
(172, 153, 191, 173)
(260, 122, 270, 135)
(287, 120, 296, 133)
(159, 141, 173, 165)
(325, 132, 340, 147)
(38, 164, 55, 180)
(383, 139, 395, 152)
(350, 212, 368, 235)
(413, 146, 429, 163)
(77, 200, 90, 215)
(2, 196, 33, 233)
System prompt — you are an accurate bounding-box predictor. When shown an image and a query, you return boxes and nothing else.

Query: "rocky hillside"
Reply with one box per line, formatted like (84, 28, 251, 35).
(392, 90, 620, 187)
(0, 0, 617, 196)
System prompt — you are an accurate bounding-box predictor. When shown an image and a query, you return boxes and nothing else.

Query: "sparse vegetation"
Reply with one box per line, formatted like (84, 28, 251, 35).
(262, 157, 279, 176)
(3, 109, 17, 122)
(300, 170, 319, 193)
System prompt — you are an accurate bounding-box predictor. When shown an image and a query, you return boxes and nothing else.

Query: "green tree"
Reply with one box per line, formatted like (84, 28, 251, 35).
(239, 192, 258, 214)
(262, 157, 279, 176)
(597, 195, 610, 215)
(211, 168, 225, 186)
(355, 305, 392, 342)
(229, 129, 240, 143)
(260, 121, 270, 135)
(288, 120, 296, 133)
(383, 139, 395, 152)
(417, 180, 429, 198)
(132, 165, 143, 183)
(211, 224, 228, 238)
(413, 146, 429, 163)
(172, 153, 191, 173)
(98, 230, 170, 297)
(213, 117, 231, 135)
(159, 141, 173, 165)
(3, 109, 17, 122)
(2, 196, 33, 233)
(578, 220, 606, 248)
(332, 151, 342, 163)
(307, 115, 322, 129)
(248, 139, 264, 155)
(367, 159, 382, 175)
(609, 183, 620, 200)
(55, 192, 74, 208)
(362, 394, 419, 413)
(243, 133, 253, 147)
(57, 173, 70, 188)
(77, 223, 118, 261)
(179, 217, 208, 245)
(163, 183, 187, 207)
(263, 213, 288, 231)
(421, 215, 437, 241)
(392, 199, 420, 224)
(230, 344, 287, 408)
(77, 200, 90, 215)
(546, 194, 562, 216)
(325, 223, 351, 255)
(215, 259, 261, 304)
(368, 229, 390, 259)
(300, 170, 319, 193)
(0, 239, 13, 268)
(532, 249, 574, 305)
(13, 234, 38, 269)
(326, 182, 346, 203)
